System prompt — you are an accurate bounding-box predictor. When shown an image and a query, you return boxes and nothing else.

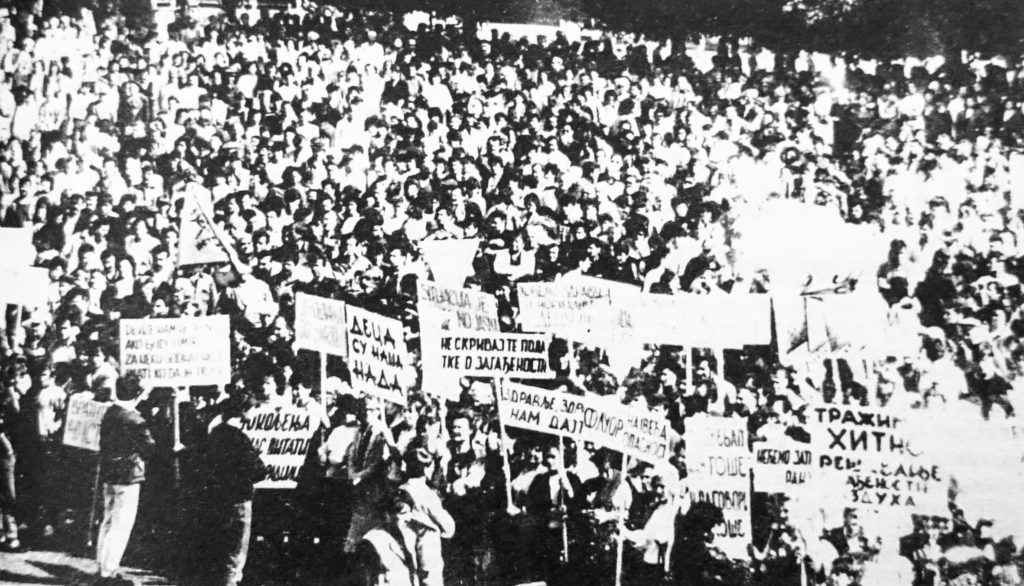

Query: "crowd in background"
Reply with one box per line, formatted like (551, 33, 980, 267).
(1, 0, 1023, 584)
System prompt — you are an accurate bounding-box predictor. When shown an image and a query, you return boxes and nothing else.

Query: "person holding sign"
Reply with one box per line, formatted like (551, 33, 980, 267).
(441, 409, 494, 586)
(344, 398, 399, 555)
(196, 392, 268, 586)
(96, 373, 155, 586)
(522, 443, 582, 584)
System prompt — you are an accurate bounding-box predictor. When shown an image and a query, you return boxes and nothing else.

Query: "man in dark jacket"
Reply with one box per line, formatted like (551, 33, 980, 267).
(96, 372, 154, 585)
(199, 392, 268, 586)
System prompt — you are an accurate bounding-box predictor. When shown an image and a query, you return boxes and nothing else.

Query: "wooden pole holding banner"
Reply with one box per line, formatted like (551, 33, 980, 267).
(684, 346, 692, 392)
(715, 347, 725, 380)
(12, 305, 22, 352)
(862, 357, 873, 406)
(172, 387, 186, 488)
(86, 459, 101, 552)
(493, 377, 515, 511)
(320, 351, 327, 443)
(614, 455, 630, 586)
(557, 438, 570, 564)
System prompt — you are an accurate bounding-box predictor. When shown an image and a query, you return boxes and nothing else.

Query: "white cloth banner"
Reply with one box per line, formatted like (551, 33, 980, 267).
(496, 382, 671, 465)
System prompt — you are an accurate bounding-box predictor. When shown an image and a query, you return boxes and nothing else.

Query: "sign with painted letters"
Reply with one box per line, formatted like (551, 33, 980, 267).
(436, 331, 553, 379)
(416, 280, 499, 332)
(63, 395, 110, 452)
(807, 404, 945, 513)
(496, 382, 670, 465)
(686, 415, 752, 560)
(119, 316, 231, 386)
(517, 276, 636, 343)
(294, 292, 348, 356)
(242, 407, 315, 490)
(345, 306, 407, 405)
(753, 431, 814, 494)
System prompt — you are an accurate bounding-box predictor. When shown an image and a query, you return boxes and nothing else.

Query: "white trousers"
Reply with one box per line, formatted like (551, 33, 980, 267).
(97, 483, 140, 578)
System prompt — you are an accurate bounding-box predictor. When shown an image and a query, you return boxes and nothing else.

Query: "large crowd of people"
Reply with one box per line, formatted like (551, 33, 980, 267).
(1, 0, 1023, 585)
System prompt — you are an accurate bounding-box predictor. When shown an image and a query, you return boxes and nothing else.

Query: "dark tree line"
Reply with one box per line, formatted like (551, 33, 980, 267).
(322, 0, 1024, 60)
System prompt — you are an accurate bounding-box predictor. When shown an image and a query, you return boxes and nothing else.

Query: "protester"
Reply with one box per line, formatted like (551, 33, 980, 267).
(355, 489, 422, 586)
(399, 443, 455, 586)
(1, 2, 1023, 585)
(0, 363, 21, 552)
(96, 372, 154, 586)
(195, 391, 268, 586)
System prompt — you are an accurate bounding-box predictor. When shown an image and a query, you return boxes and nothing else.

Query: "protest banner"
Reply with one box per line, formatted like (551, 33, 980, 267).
(0, 265, 51, 307)
(119, 315, 231, 386)
(178, 182, 230, 266)
(496, 383, 671, 465)
(346, 305, 407, 405)
(242, 407, 315, 489)
(420, 238, 480, 289)
(0, 227, 36, 266)
(807, 404, 945, 514)
(418, 281, 501, 399)
(711, 293, 773, 348)
(686, 415, 752, 560)
(63, 395, 111, 452)
(622, 293, 709, 347)
(584, 397, 671, 465)
(752, 429, 813, 493)
(416, 280, 499, 332)
(497, 381, 587, 438)
(623, 293, 771, 349)
(517, 275, 639, 346)
(804, 293, 891, 356)
(294, 292, 348, 356)
(435, 331, 553, 379)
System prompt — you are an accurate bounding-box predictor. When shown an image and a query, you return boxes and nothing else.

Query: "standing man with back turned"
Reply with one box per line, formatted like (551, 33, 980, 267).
(96, 372, 154, 585)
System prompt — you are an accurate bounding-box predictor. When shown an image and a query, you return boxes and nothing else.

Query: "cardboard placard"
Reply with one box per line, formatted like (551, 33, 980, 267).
(0, 265, 51, 307)
(807, 405, 945, 514)
(686, 415, 752, 560)
(294, 292, 348, 356)
(119, 316, 231, 386)
(346, 306, 407, 405)
(242, 407, 315, 490)
(63, 395, 110, 452)
(435, 331, 553, 379)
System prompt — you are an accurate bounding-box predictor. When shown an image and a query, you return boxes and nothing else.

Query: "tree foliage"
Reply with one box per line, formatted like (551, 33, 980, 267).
(377, 0, 1024, 59)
